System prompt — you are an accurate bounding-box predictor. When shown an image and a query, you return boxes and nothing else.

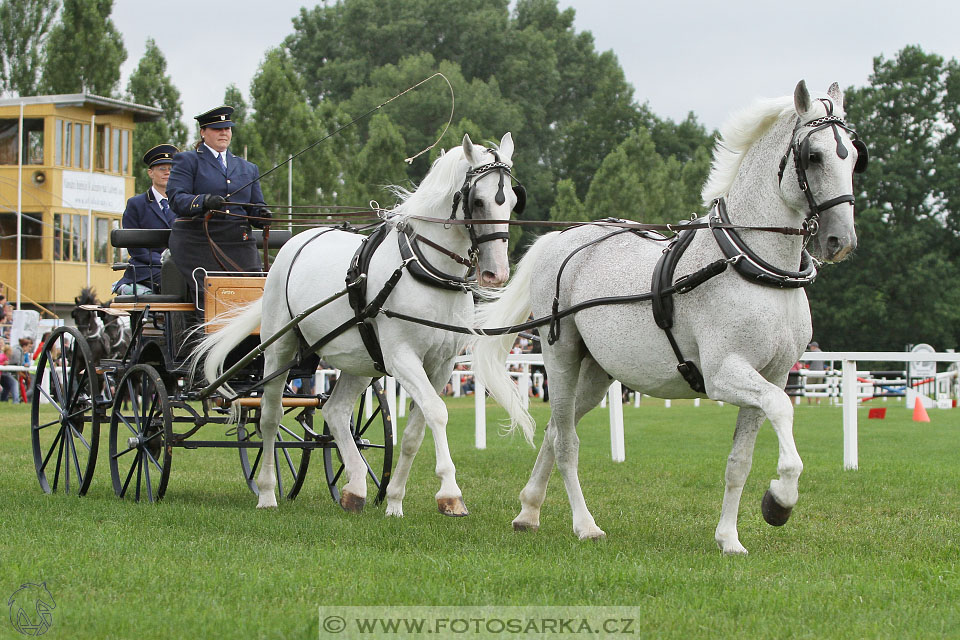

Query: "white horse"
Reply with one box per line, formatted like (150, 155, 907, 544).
(197, 132, 526, 515)
(471, 82, 866, 554)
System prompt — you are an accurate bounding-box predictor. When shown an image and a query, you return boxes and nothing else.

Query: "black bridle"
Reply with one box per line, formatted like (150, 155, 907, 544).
(450, 149, 526, 260)
(777, 98, 869, 234)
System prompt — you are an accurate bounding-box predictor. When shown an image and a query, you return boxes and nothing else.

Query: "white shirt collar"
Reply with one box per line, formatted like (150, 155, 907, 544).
(203, 143, 227, 168)
(151, 186, 167, 204)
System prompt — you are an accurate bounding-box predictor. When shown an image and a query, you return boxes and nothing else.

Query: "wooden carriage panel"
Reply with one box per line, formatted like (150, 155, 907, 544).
(204, 276, 267, 333)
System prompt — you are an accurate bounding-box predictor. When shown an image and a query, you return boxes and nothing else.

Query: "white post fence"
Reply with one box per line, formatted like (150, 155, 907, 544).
(452, 350, 960, 470)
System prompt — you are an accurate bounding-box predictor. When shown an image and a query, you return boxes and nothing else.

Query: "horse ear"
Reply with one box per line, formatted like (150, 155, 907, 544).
(462, 133, 479, 165)
(794, 80, 812, 116)
(499, 132, 515, 162)
(827, 82, 844, 111)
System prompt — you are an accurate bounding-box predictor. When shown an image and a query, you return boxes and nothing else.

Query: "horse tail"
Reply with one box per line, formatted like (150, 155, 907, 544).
(471, 233, 555, 446)
(190, 297, 264, 399)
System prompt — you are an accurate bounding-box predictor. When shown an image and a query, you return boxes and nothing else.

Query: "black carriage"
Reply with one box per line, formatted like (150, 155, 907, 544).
(30, 228, 394, 503)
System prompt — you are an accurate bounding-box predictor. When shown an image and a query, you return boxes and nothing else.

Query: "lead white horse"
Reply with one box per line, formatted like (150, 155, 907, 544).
(472, 82, 866, 553)
(197, 133, 525, 516)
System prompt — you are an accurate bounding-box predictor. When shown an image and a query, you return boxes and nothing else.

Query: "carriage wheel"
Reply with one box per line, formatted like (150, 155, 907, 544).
(237, 404, 316, 500)
(108, 364, 173, 503)
(30, 326, 101, 496)
(323, 379, 394, 506)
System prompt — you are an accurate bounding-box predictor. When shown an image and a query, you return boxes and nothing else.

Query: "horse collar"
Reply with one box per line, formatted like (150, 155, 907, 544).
(710, 199, 817, 289)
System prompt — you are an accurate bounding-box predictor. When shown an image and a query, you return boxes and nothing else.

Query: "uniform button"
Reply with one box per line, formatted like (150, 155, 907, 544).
(226, 179, 231, 184)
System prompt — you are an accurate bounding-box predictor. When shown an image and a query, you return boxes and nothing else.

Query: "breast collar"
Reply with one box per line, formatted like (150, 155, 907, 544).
(709, 198, 817, 288)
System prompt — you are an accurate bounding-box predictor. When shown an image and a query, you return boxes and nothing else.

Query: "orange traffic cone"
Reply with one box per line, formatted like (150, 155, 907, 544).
(913, 396, 931, 423)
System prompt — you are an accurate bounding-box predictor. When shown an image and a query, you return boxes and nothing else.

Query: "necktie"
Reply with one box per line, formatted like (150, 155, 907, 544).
(219, 152, 226, 170)
(160, 197, 172, 222)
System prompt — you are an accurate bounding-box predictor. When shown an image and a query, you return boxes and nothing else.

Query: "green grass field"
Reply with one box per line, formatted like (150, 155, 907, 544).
(1, 397, 958, 639)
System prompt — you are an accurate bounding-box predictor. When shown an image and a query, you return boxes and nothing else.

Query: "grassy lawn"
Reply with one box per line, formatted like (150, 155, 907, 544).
(1, 396, 958, 638)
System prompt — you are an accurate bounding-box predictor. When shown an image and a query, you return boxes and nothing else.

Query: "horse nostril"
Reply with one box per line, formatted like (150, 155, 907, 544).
(826, 236, 841, 253)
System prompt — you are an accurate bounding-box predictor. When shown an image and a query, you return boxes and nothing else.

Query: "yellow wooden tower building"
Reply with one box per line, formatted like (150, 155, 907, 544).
(0, 94, 162, 316)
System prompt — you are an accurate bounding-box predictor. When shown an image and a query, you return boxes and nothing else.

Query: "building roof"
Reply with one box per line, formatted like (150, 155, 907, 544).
(0, 93, 163, 122)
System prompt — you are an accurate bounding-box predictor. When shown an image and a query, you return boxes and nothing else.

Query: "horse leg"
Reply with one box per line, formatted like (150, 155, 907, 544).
(513, 356, 609, 534)
(255, 332, 300, 509)
(384, 401, 426, 517)
(322, 374, 374, 512)
(714, 407, 764, 554)
(709, 357, 803, 548)
(389, 355, 467, 516)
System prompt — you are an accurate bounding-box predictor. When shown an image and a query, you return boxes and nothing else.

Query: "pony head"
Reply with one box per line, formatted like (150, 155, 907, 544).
(783, 80, 862, 263)
(460, 132, 518, 287)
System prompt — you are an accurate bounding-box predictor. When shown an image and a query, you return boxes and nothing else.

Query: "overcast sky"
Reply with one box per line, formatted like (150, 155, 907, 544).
(113, 0, 960, 133)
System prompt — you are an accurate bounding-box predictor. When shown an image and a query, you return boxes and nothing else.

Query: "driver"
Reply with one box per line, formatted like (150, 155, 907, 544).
(165, 105, 271, 307)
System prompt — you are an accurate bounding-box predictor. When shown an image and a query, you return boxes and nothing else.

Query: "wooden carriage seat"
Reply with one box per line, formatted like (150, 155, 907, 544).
(108, 228, 292, 320)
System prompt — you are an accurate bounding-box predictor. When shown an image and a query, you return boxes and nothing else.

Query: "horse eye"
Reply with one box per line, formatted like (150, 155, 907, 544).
(808, 151, 822, 164)
(472, 198, 484, 209)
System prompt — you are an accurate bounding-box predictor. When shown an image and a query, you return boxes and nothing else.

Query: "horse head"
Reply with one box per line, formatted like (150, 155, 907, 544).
(781, 80, 865, 263)
(71, 287, 101, 335)
(460, 132, 520, 287)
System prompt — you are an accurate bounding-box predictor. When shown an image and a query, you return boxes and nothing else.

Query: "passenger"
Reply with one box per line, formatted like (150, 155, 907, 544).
(165, 105, 271, 307)
(114, 144, 179, 296)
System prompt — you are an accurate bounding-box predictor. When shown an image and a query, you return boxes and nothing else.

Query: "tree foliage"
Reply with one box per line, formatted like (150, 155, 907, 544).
(808, 46, 960, 351)
(126, 38, 187, 192)
(41, 0, 125, 96)
(0, 0, 59, 96)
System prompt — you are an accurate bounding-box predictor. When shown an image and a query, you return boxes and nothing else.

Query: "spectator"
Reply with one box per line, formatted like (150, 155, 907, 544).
(0, 341, 16, 402)
(806, 342, 826, 405)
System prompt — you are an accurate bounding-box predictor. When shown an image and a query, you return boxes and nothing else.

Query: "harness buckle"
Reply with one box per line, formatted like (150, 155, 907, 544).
(804, 217, 820, 236)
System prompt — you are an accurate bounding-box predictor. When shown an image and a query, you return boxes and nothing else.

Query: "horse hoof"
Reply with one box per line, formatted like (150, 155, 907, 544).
(512, 520, 539, 532)
(437, 496, 470, 517)
(761, 490, 792, 527)
(340, 491, 366, 513)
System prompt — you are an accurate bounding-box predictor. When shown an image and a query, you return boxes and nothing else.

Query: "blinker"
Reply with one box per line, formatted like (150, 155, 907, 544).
(512, 185, 526, 214)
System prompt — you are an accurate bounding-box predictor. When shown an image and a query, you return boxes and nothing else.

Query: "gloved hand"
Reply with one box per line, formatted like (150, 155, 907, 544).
(257, 207, 272, 220)
(202, 194, 226, 211)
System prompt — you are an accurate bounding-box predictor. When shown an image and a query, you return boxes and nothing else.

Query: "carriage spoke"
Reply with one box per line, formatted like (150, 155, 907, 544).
(279, 440, 298, 479)
(51, 429, 66, 492)
(112, 443, 138, 460)
(143, 445, 164, 474)
(119, 454, 138, 498)
(274, 449, 284, 497)
(143, 450, 154, 502)
(69, 424, 92, 451)
(67, 424, 85, 491)
(278, 424, 305, 441)
(356, 405, 382, 439)
(134, 452, 143, 502)
(39, 428, 64, 473)
(118, 413, 140, 437)
(246, 448, 264, 483)
(39, 379, 64, 414)
(34, 417, 64, 431)
(329, 463, 345, 485)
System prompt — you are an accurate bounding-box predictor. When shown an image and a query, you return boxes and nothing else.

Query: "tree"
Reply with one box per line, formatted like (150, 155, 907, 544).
(126, 38, 187, 192)
(807, 46, 960, 350)
(0, 0, 59, 96)
(550, 179, 587, 222)
(41, 0, 125, 96)
(249, 47, 341, 213)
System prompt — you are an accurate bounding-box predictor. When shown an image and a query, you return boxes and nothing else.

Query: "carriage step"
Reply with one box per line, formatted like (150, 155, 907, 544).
(233, 397, 321, 408)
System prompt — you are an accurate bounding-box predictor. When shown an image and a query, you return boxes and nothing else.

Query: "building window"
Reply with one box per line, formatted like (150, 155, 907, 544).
(95, 217, 110, 263)
(53, 213, 91, 262)
(121, 129, 129, 174)
(81, 124, 90, 169)
(111, 128, 120, 173)
(0, 118, 44, 165)
(0, 212, 43, 260)
(111, 219, 122, 263)
(95, 124, 106, 170)
(55, 119, 62, 165)
(64, 122, 73, 167)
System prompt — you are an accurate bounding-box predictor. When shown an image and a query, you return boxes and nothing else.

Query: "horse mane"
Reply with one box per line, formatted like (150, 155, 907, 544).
(75, 286, 100, 306)
(701, 96, 796, 205)
(386, 146, 469, 220)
